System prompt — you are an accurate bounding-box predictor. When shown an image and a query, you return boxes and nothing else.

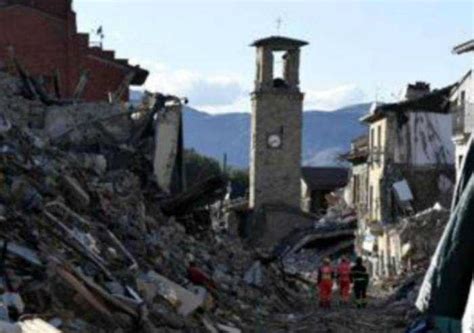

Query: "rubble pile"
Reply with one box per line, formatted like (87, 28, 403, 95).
(370, 204, 451, 326)
(280, 201, 357, 278)
(0, 71, 313, 332)
(398, 203, 450, 268)
(380, 271, 426, 325)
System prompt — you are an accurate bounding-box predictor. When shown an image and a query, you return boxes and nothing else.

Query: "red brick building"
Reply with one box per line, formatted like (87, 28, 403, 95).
(0, 0, 148, 102)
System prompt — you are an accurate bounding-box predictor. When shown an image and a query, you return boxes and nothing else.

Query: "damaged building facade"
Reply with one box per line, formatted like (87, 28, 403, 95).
(441, 38, 474, 333)
(356, 82, 455, 278)
(0, 0, 148, 102)
(301, 167, 349, 215)
(345, 135, 370, 255)
(450, 69, 473, 179)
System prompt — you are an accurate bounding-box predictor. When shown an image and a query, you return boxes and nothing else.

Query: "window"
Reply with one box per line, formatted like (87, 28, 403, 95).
(369, 185, 374, 219)
(460, 91, 466, 107)
(377, 125, 382, 149)
(370, 128, 375, 168)
(353, 175, 359, 203)
(377, 125, 382, 164)
(370, 128, 375, 150)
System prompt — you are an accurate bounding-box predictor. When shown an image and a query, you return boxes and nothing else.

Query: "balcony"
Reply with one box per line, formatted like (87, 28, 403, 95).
(367, 147, 384, 166)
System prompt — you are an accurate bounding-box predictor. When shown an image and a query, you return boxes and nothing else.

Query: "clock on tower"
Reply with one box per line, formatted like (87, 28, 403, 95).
(267, 133, 282, 149)
(249, 36, 308, 210)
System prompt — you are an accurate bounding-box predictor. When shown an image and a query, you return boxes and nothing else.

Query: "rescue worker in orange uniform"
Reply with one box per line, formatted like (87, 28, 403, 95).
(337, 256, 352, 304)
(317, 257, 335, 308)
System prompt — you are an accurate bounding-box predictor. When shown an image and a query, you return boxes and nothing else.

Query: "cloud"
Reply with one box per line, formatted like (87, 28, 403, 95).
(131, 60, 246, 111)
(131, 59, 367, 114)
(305, 84, 367, 111)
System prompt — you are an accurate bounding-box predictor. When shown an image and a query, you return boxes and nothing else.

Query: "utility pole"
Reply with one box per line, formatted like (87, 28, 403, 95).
(222, 153, 228, 176)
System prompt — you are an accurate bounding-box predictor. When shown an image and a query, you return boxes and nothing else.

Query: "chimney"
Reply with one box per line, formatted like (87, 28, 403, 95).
(404, 81, 430, 100)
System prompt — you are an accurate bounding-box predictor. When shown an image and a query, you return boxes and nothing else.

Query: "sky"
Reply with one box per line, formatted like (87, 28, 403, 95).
(74, 0, 473, 113)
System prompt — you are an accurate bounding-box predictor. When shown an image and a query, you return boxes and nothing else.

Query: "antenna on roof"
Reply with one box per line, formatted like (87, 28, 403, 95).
(97, 26, 105, 48)
(89, 26, 105, 48)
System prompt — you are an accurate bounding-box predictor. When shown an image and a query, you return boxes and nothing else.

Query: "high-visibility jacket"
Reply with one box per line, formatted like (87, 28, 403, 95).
(318, 265, 334, 283)
(338, 262, 351, 282)
(351, 264, 369, 285)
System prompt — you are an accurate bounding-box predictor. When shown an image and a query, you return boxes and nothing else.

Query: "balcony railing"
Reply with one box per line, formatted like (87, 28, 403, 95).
(368, 147, 384, 166)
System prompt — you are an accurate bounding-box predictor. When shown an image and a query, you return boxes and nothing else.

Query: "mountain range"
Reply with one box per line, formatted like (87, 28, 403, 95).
(182, 103, 371, 168)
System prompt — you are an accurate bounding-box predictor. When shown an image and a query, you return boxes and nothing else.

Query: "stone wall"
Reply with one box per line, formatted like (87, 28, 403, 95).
(250, 204, 314, 248)
(250, 91, 303, 210)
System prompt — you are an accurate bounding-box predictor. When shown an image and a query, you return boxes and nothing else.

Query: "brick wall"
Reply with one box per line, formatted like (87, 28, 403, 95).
(0, 3, 135, 102)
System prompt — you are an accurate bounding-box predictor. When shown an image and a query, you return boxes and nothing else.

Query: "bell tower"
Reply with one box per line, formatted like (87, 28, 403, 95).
(249, 36, 308, 210)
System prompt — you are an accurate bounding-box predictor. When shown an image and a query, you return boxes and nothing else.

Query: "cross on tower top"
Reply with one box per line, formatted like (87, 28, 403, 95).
(276, 17, 282, 34)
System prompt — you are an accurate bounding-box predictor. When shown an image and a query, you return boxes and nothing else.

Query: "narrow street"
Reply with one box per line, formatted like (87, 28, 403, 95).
(263, 290, 412, 332)
(0, 1, 473, 332)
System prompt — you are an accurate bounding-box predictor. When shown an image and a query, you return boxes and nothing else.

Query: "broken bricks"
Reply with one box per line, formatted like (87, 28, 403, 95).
(0, 68, 402, 332)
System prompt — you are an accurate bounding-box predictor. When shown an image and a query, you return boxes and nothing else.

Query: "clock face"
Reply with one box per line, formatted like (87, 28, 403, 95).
(267, 134, 282, 148)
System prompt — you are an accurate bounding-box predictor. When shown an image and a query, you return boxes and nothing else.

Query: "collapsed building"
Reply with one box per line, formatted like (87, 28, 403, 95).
(450, 69, 473, 179)
(349, 82, 457, 279)
(412, 38, 474, 333)
(0, 64, 327, 332)
(0, 0, 148, 102)
(301, 166, 349, 215)
(345, 135, 369, 252)
(341, 38, 474, 333)
(0, 32, 366, 331)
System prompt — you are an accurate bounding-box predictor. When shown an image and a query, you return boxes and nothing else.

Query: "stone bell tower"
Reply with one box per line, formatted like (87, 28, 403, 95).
(249, 36, 308, 210)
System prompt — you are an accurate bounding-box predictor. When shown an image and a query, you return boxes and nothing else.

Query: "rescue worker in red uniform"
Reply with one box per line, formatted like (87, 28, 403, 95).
(337, 256, 352, 304)
(187, 261, 216, 290)
(317, 257, 335, 308)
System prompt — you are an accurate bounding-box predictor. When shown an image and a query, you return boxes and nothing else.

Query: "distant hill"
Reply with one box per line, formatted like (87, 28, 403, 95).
(183, 103, 370, 168)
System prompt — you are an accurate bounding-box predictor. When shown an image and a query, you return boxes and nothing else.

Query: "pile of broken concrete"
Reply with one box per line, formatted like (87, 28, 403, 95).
(375, 204, 451, 327)
(279, 203, 357, 279)
(0, 71, 313, 332)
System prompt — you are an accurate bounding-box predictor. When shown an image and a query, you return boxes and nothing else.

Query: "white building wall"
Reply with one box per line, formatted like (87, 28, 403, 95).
(393, 112, 454, 166)
(451, 71, 473, 178)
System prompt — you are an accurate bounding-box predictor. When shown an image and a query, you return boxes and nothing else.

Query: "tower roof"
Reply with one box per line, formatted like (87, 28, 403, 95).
(251, 35, 308, 50)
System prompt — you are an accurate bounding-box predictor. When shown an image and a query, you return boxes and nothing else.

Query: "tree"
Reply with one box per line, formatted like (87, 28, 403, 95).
(184, 149, 249, 197)
(184, 149, 223, 187)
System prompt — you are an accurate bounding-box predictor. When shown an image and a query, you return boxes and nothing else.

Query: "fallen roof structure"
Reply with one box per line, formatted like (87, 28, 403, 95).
(301, 167, 349, 191)
(361, 84, 456, 123)
(277, 202, 358, 277)
(0, 69, 323, 332)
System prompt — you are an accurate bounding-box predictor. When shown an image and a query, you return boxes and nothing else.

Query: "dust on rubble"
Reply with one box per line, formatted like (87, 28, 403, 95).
(0, 70, 423, 332)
